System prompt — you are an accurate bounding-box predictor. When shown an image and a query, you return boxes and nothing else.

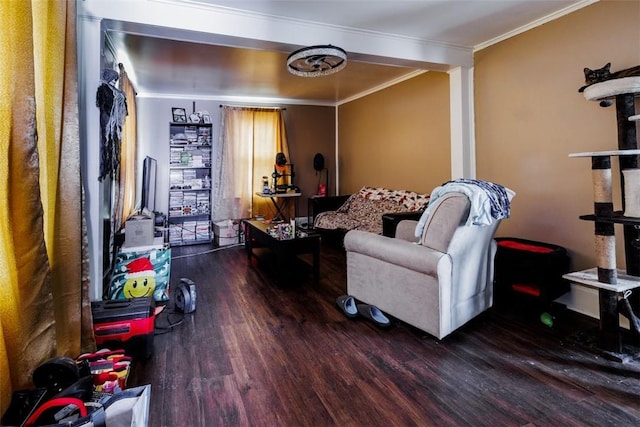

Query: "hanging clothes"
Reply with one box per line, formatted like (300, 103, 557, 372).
(96, 68, 128, 180)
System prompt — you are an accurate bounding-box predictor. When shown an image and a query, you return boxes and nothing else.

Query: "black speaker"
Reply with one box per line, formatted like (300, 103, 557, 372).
(275, 152, 287, 167)
(175, 278, 197, 313)
(313, 153, 325, 171)
(32, 357, 79, 395)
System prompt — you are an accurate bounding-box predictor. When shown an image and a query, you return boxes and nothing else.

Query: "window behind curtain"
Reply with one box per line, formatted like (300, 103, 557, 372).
(212, 106, 289, 222)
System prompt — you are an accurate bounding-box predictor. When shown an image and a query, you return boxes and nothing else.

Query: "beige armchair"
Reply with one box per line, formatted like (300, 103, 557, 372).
(344, 188, 512, 339)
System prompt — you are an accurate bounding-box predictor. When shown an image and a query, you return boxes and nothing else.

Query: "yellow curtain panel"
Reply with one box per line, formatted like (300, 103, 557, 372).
(0, 0, 91, 415)
(217, 107, 289, 221)
(117, 64, 138, 228)
(0, 0, 55, 408)
(251, 109, 290, 219)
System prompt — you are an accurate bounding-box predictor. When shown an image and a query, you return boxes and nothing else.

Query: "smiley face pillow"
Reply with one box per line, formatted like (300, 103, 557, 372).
(122, 257, 157, 298)
(109, 248, 171, 301)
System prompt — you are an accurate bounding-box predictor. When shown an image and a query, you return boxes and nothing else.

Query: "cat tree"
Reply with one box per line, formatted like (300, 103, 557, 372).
(564, 70, 640, 362)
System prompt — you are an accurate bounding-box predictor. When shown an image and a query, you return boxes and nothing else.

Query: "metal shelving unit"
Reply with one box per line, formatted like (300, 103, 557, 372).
(168, 122, 213, 246)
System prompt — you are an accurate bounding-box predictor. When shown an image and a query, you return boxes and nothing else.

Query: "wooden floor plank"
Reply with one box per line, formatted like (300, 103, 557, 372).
(128, 241, 640, 427)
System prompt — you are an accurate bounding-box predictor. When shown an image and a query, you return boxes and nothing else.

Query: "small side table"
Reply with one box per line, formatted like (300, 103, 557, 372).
(255, 192, 301, 222)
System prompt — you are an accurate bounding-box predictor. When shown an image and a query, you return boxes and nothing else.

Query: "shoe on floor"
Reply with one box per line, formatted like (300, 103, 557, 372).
(336, 295, 358, 318)
(357, 303, 391, 328)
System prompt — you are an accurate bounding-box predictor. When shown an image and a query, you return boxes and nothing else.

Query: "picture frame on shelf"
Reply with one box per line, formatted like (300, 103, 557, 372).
(201, 113, 211, 124)
(172, 107, 187, 123)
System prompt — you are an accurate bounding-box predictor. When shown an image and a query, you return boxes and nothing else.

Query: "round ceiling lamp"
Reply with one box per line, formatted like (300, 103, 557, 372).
(286, 45, 347, 77)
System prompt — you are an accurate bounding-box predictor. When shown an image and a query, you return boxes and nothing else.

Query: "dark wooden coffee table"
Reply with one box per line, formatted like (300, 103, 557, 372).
(242, 219, 321, 285)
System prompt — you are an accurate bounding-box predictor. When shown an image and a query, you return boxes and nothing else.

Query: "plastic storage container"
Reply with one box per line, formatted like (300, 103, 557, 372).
(494, 237, 571, 309)
(91, 297, 155, 360)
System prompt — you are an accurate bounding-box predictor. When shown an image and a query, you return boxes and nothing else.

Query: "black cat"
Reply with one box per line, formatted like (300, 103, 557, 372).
(579, 62, 640, 92)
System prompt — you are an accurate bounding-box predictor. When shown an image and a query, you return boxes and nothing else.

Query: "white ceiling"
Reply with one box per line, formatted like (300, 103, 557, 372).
(101, 0, 595, 105)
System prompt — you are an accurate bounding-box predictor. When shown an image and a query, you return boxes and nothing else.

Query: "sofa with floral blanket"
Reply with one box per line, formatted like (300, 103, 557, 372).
(313, 186, 430, 237)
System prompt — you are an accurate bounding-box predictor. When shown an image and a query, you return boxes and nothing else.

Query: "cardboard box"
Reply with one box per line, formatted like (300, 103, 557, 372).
(213, 220, 237, 238)
(213, 219, 240, 246)
(214, 235, 238, 247)
(125, 214, 155, 247)
(121, 236, 166, 252)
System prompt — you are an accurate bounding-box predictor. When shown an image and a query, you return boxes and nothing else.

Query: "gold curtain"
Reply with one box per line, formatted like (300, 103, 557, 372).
(0, 0, 92, 414)
(114, 63, 137, 229)
(213, 107, 289, 221)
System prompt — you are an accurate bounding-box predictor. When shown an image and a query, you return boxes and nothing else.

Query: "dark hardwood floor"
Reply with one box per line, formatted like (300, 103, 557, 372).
(129, 240, 640, 427)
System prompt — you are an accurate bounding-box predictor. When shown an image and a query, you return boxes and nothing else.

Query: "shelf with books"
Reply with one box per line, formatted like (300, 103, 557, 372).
(168, 121, 213, 246)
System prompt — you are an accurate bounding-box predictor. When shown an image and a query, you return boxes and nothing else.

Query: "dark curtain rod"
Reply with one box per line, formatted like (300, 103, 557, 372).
(219, 104, 285, 110)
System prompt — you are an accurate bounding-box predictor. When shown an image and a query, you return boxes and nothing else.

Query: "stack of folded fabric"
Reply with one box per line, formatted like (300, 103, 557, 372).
(77, 348, 132, 394)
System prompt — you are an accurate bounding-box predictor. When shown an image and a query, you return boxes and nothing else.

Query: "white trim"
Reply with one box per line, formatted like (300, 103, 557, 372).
(78, 14, 105, 301)
(80, 0, 473, 69)
(104, 32, 140, 90)
(336, 70, 427, 106)
(555, 283, 599, 319)
(474, 0, 599, 51)
(448, 67, 476, 180)
(335, 107, 340, 196)
(137, 92, 338, 107)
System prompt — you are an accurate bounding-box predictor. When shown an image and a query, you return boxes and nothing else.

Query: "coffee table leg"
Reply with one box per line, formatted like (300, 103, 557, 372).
(313, 240, 320, 286)
(245, 225, 252, 261)
(275, 247, 286, 283)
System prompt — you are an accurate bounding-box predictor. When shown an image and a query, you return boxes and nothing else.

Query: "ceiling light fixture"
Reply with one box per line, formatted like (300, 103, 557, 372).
(286, 45, 347, 77)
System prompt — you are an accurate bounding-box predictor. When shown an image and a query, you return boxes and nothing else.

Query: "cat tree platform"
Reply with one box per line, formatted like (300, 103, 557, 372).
(583, 76, 640, 101)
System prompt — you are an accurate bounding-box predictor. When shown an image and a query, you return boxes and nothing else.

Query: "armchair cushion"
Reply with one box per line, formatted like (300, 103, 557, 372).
(395, 220, 419, 243)
(420, 193, 470, 252)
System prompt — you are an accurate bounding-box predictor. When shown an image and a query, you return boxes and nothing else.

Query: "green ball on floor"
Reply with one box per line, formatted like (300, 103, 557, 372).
(540, 312, 554, 328)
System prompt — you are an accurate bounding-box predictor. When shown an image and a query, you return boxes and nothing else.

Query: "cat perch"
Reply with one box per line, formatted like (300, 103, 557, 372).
(583, 77, 640, 101)
(578, 62, 640, 107)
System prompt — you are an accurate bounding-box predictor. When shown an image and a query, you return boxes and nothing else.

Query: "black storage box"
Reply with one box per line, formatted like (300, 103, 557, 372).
(91, 297, 155, 360)
(494, 237, 571, 308)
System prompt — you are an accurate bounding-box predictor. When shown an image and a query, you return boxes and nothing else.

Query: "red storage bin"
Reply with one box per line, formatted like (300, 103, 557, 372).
(494, 237, 571, 308)
(91, 297, 155, 360)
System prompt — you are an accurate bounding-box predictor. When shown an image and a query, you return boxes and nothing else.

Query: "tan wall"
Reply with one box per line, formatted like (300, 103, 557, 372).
(337, 72, 451, 195)
(475, 0, 640, 273)
(284, 105, 336, 217)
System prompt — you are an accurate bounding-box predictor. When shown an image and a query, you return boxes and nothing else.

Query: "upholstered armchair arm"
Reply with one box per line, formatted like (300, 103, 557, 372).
(344, 230, 446, 276)
(395, 220, 419, 242)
